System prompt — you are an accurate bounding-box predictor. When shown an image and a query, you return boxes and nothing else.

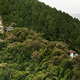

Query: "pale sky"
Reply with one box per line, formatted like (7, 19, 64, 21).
(38, 0, 80, 14)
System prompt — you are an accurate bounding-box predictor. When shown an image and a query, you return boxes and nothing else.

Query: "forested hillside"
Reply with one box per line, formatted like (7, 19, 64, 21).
(0, 0, 80, 51)
(0, 0, 80, 79)
(0, 28, 80, 80)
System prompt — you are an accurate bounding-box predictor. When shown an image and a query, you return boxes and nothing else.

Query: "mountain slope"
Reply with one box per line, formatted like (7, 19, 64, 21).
(0, 0, 80, 51)
(0, 27, 80, 80)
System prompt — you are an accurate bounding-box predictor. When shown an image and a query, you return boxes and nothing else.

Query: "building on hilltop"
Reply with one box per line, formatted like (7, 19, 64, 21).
(69, 50, 78, 57)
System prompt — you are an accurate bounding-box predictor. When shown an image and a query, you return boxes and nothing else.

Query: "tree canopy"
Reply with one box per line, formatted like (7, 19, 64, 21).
(0, 0, 80, 79)
(0, 28, 80, 80)
(0, 0, 80, 50)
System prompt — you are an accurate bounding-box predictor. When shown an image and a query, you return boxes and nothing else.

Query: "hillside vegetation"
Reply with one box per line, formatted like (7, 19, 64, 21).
(0, 28, 80, 80)
(0, 0, 80, 51)
(0, 0, 80, 79)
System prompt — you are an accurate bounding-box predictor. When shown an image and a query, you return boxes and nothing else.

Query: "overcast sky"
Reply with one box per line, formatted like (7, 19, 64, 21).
(38, 0, 80, 14)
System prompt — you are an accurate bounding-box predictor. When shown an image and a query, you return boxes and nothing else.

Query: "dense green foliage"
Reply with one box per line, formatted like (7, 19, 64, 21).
(0, 28, 80, 80)
(0, 0, 80, 79)
(0, 0, 80, 51)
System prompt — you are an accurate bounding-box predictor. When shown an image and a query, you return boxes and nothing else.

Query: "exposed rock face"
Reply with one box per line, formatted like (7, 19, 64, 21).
(0, 16, 4, 33)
